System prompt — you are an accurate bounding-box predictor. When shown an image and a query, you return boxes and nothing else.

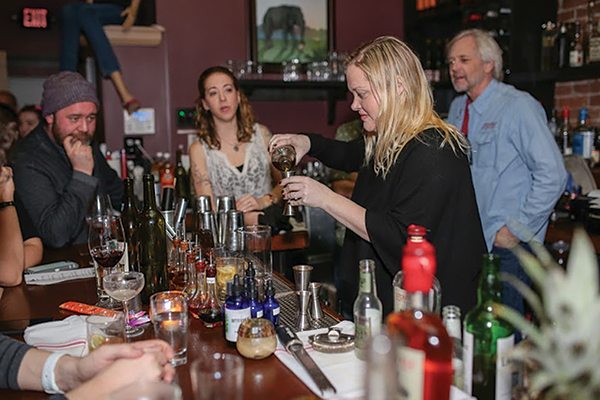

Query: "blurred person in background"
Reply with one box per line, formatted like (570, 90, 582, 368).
(0, 104, 43, 290)
(270, 36, 487, 317)
(0, 90, 18, 113)
(18, 105, 43, 138)
(446, 29, 567, 321)
(190, 66, 284, 227)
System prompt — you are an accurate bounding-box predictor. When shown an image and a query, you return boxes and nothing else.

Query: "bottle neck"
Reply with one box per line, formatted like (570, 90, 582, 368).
(404, 291, 432, 312)
(142, 176, 157, 211)
(358, 260, 378, 296)
(478, 263, 502, 305)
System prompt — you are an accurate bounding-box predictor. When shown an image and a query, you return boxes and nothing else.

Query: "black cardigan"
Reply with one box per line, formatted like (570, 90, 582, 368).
(308, 129, 486, 316)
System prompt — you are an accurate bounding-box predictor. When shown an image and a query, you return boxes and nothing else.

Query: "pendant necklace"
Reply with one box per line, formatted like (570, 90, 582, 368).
(222, 137, 241, 152)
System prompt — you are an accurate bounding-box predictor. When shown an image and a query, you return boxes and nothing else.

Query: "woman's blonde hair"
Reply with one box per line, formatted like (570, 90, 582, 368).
(195, 66, 255, 149)
(346, 36, 468, 178)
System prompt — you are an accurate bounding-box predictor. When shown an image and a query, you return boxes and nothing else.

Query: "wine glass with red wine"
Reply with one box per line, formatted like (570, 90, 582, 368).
(88, 215, 126, 309)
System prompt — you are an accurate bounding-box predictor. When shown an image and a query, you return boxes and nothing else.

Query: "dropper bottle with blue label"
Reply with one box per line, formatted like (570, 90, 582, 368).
(224, 274, 251, 345)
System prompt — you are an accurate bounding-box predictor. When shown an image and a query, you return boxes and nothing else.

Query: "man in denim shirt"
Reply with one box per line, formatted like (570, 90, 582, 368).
(447, 29, 567, 319)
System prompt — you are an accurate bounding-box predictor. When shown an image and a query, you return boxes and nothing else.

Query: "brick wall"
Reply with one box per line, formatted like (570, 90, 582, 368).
(555, 0, 600, 124)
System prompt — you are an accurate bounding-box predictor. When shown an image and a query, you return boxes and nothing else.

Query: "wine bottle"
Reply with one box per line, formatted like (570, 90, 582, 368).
(138, 174, 169, 304)
(386, 226, 453, 400)
(557, 106, 572, 155)
(353, 259, 383, 361)
(174, 145, 189, 201)
(463, 254, 514, 400)
(121, 178, 139, 271)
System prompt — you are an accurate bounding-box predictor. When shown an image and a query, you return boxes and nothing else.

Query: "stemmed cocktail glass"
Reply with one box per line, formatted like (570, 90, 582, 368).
(89, 215, 126, 309)
(104, 271, 145, 337)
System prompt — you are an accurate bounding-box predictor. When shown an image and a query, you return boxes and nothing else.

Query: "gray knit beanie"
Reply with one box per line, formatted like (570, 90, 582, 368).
(41, 71, 100, 117)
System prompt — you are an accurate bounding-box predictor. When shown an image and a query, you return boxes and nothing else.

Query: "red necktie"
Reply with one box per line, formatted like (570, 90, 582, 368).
(461, 98, 472, 136)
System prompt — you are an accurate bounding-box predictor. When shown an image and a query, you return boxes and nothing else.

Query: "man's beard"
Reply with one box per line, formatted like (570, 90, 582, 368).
(52, 121, 92, 147)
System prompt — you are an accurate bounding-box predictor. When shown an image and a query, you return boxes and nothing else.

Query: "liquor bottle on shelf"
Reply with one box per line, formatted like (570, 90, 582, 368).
(572, 108, 594, 163)
(442, 305, 465, 391)
(557, 23, 571, 68)
(197, 258, 223, 327)
(392, 225, 441, 314)
(570, 20, 585, 67)
(138, 174, 169, 304)
(541, 21, 558, 70)
(587, 1, 600, 63)
(174, 145, 190, 201)
(557, 106, 572, 155)
(463, 254, 514, 400)
(223, 274, 251, 344)
(354, 259, 383, 361)
(386, 230, 453, 400)
(263, 279, 280, 327)
(151, 151, 164, 183)
(121, 178, 139, 271)
(160, 152, 174, 190)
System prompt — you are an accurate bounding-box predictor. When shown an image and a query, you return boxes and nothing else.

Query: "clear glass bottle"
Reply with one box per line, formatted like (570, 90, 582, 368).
(223, 274, 251, 344)
(557, 106, 572, 155)
(354, 259, 383, 361)
(463, 254, 514, 400)
(442, 305, 465, 391)
(572, 108, 594, 162)
(386, 230, 453, 400)
(197, 258, 222, 327)
(570, 20, 584, 67)
(138, 174, 169, 304)
(393, 225, 441, 314)
(189, 255, 207, 320)
(263, 279, 280, 327)
(587, 1, 600, 63)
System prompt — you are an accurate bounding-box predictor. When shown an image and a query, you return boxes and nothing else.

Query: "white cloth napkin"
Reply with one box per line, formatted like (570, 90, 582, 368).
(24, 315, 88, 357)
(275, 321, 476, 400)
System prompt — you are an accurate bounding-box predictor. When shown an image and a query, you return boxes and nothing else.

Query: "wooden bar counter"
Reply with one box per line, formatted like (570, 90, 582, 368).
(0, 244, 321, 400)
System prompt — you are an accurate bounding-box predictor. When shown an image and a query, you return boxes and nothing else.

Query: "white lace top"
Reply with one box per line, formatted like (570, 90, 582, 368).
(201, 124, 273, 199)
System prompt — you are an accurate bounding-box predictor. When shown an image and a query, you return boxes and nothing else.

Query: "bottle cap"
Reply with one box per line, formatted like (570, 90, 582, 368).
(232, 274, 242, 296)
(246, 261, 256, 278)
(265, 279, 275, 296)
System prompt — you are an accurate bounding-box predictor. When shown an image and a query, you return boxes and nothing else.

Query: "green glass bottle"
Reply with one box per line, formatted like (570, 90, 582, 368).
(138, 174, 169, 304)
(463, 254, 514, 400)
(174, 146, 189, 201)
(121, 178, 139, 271)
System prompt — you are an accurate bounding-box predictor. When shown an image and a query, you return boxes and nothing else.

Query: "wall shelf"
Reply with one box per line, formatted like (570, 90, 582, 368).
(239, 79, 348, 125)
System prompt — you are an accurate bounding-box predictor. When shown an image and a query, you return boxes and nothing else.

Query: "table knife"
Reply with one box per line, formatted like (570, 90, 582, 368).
(276, 324, 337, 396)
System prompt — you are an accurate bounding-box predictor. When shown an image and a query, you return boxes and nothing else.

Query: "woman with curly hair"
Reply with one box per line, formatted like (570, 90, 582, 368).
(189, 66, 282, 225)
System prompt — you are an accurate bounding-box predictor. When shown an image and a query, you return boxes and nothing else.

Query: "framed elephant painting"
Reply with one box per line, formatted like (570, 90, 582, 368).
(250, 0, 333, 66)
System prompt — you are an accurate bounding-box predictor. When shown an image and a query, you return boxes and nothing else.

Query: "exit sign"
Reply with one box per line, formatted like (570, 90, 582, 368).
(22, 8, 49, 29)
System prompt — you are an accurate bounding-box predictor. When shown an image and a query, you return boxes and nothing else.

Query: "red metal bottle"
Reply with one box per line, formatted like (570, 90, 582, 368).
(386, 224, 453, 400)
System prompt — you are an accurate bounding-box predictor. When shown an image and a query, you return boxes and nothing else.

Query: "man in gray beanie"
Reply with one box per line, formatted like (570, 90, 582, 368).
(12, 71, 122, 248)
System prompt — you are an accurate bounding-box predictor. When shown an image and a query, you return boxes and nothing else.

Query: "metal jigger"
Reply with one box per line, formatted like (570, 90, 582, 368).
(270, 145, 298, 216)
(292, 264, 313, 291)
(309, 282, 323, 320)
(281, 170, 297, 216)
(296, 290, 313, 331)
